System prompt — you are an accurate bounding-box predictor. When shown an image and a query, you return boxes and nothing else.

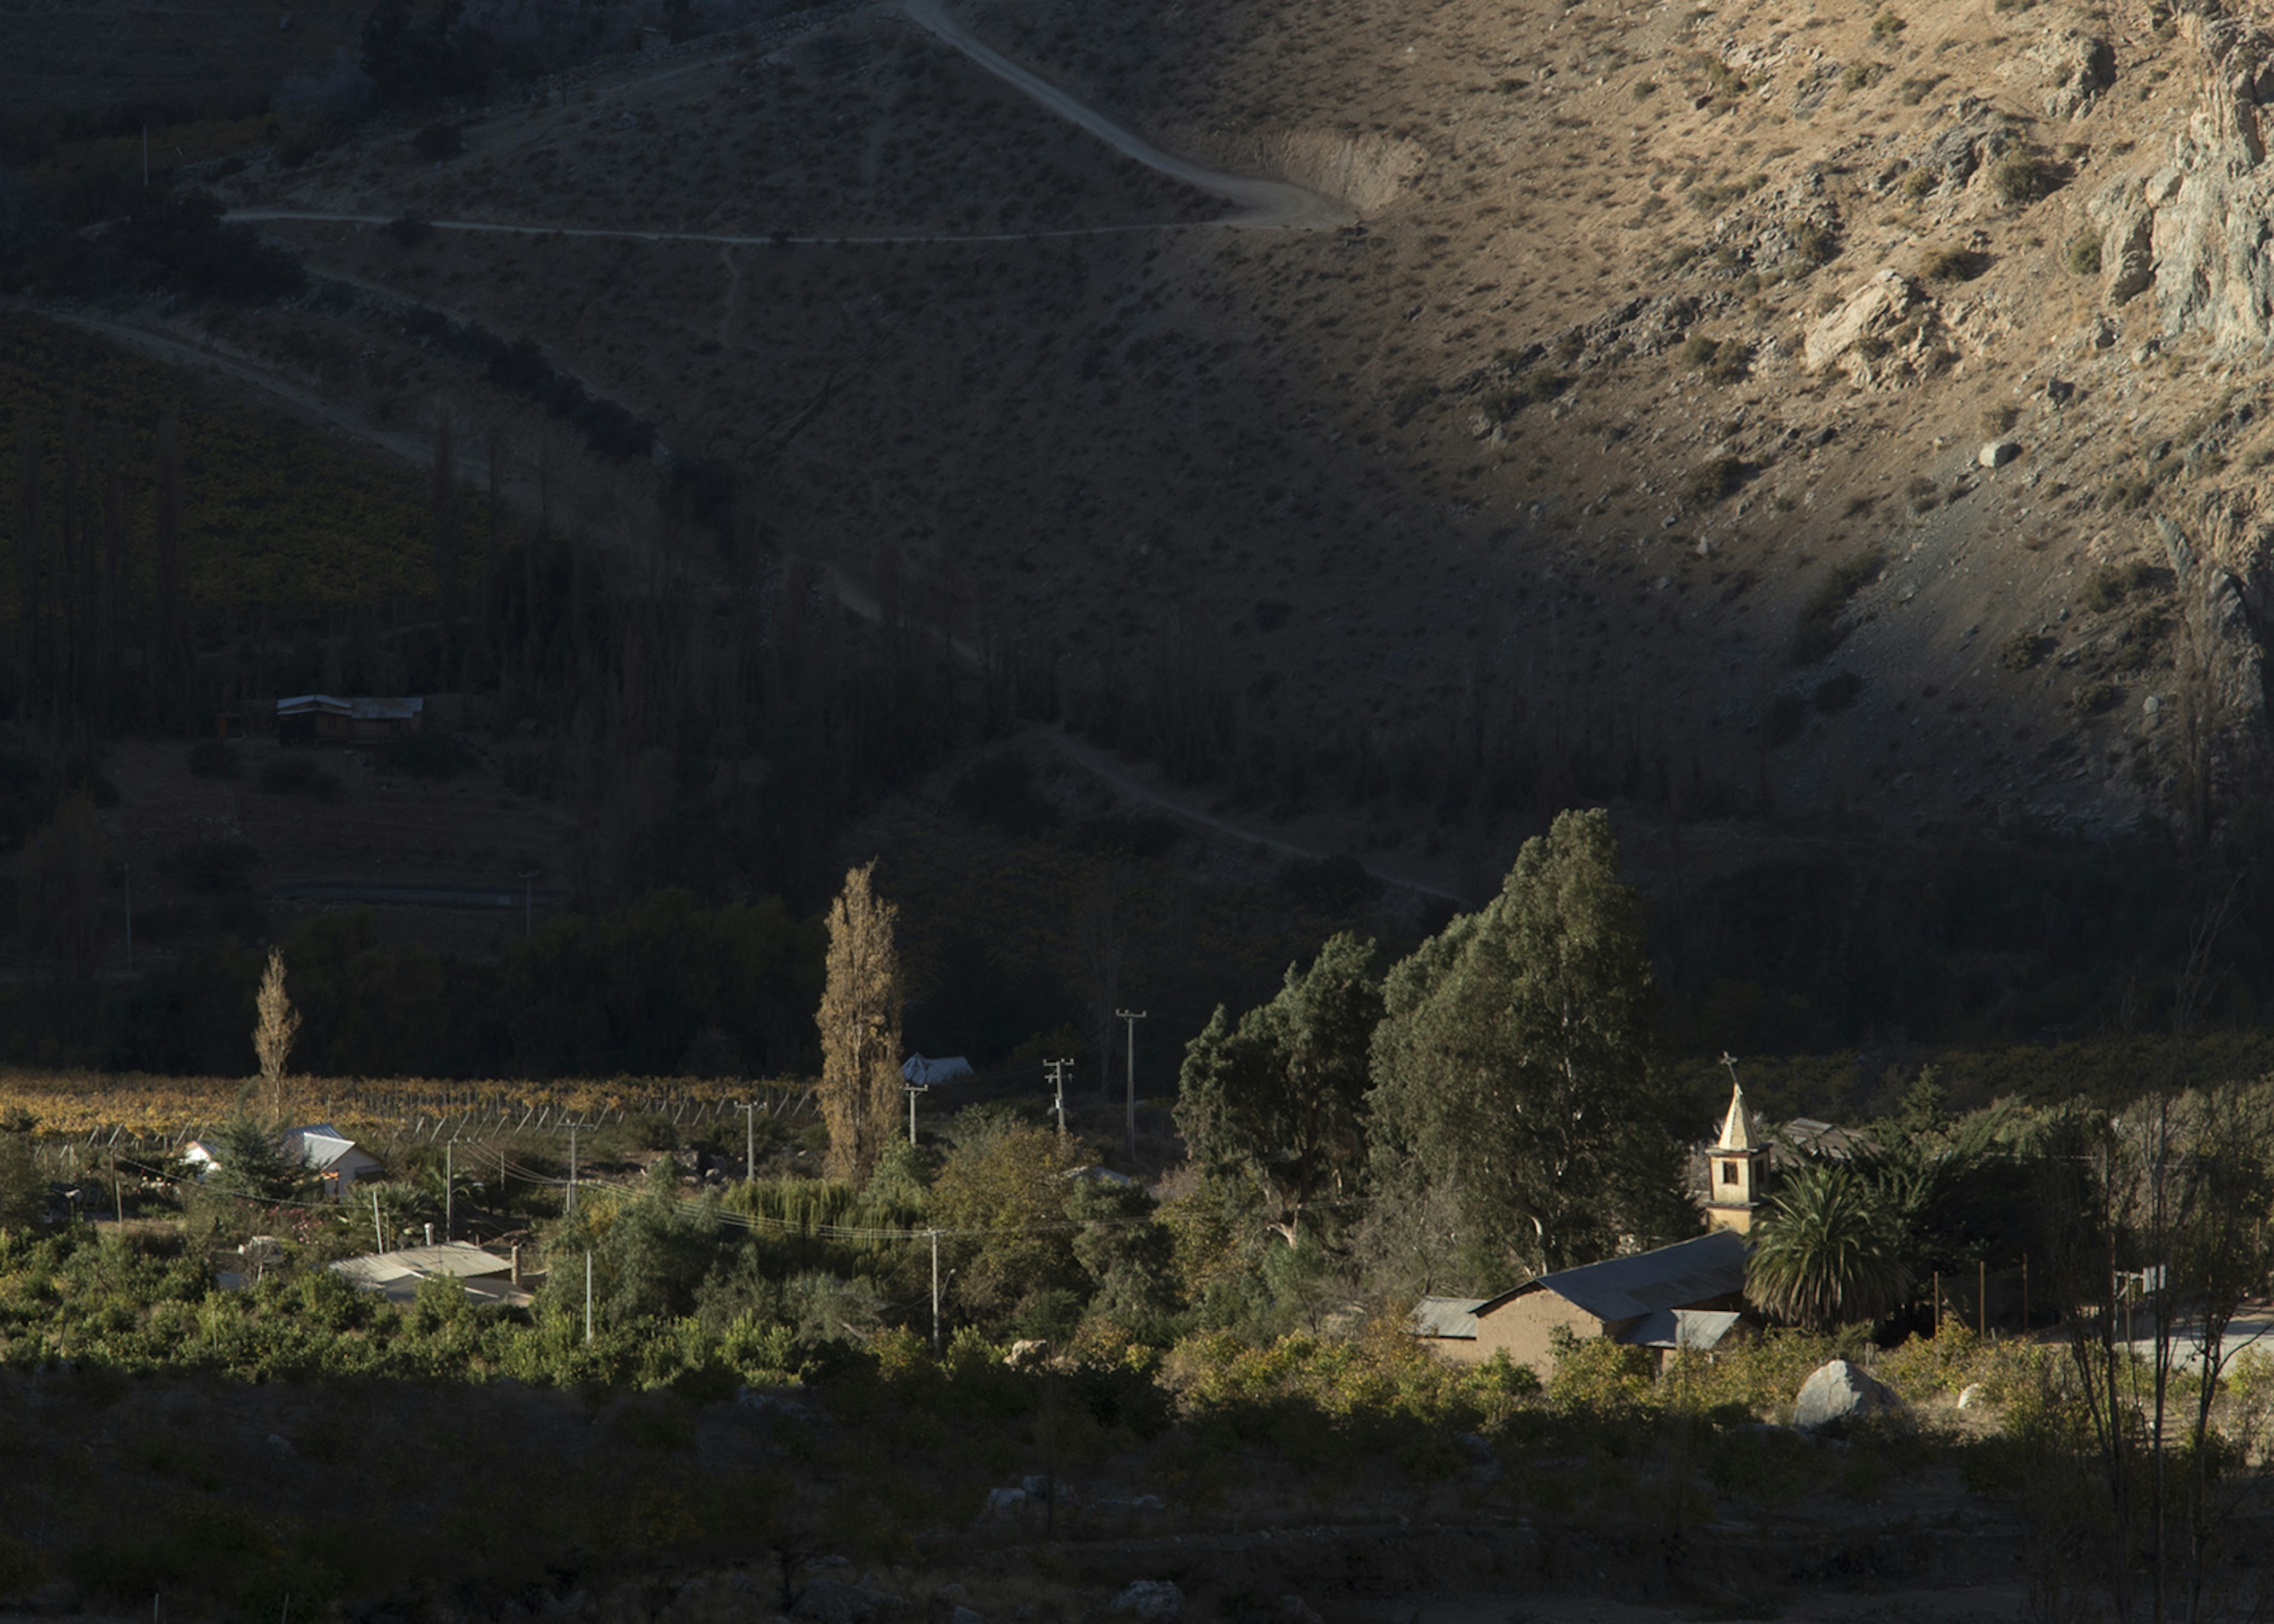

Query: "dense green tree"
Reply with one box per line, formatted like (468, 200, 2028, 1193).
(1744, 1161, 1913, 1330)
(930, 1124, 1084, 1333)
(1068, 1178, 1178, 1340)
(206, 1110, 309, 1205)
(1367, 809, 1685, 1280)
(1175, 932, 1382, 1246)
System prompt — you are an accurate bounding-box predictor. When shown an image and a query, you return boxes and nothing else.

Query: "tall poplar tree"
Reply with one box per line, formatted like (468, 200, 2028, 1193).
(818, 861, 904, 1183)
(1367, 808, 1686, 1280)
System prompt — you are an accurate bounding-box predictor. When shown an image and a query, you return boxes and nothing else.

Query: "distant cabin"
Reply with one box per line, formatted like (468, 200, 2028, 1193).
(1412, 1229, 1752, 1371)
(276, 693, 425, 741)
(182, 1123, 383, 1201)
(901, 1054, 974, 1086)
(284, 1124, 386, 1198)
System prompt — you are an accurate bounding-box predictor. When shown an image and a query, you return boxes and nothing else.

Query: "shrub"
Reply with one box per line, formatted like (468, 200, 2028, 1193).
(412, 122, 463, 160)
(1482, 369, 1567, 420)
(1901, 167, 1939, 200)
(274, 51, 377, 140)
(2000, 631, 2053, 672)
(2083, 559, 2158, 612)
(95, 189, 304, 303)
(1390, 380, 1438, 425)
(1843, 61, 1887, 91)
(1685, 455, 1745, 505)
(1990, 150, 2044, 206)
(376, 730, 476, 779)
(1679, 335, 1753, 383)
(1791, 549, 1886, 665)
(1871, 12, 1907, 37)
(257, 754, 339, 797)
(1981, 403, 2020, 435)
(1813, 671, 1864, 711)
(2102, 472, 2156, 511)
(386, 215, 434, 246)
(2073, 679, 2119, 716)
(2065, 230, 2102, 276)
(1921, 246, 1987, 282)
(950, 752, 1059, 838)
(1792, 218, 1839, 265)
(187, 738, 239, 779)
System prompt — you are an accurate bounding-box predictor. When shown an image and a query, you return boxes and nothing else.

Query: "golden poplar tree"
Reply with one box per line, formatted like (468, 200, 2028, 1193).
(253, 947, 301, 1121)
(818, 862, 904, 1183)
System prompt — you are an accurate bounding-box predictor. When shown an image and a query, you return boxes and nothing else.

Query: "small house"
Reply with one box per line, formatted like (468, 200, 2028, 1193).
(283, 1124, 385, 1199)
(330, 1241, 532, 1308)
(901, 1054, 975, 1086)
(1412, 1229, 1753, 1372)
(276, 694, 425, 741)
(182, 1123, 383, 1201)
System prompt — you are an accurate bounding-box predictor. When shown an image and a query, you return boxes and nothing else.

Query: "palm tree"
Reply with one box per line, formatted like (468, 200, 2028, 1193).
(1745, 1161, 1913, 1330)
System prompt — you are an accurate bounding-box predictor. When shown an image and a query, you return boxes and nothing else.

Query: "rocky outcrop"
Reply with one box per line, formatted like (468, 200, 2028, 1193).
(1910, 101, 2021, 195)
(1801, 269, 1949, 382)
(2026, 28, 2116, 118)
(2086, 9, 2274, 349)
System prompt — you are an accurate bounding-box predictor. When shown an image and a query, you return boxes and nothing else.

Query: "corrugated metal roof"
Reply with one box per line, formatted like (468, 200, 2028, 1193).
(1411, 1296, 1487, 1339)
(333, 1243, 515, 1287)
(1520, 1230, 1749, 1322)
(282, 1124, 381, 1174)
(275, 694, 425, 721)
(1618, 1307, 1745, 1350)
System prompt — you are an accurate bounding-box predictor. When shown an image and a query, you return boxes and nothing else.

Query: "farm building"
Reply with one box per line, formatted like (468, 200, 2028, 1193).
(275, 693, 425, 741)
(1411, 1229, 1752, 1372)
(330, 1242, 533, 1308)
(901, 1054, 974, 1086)
(183, 1123, 384, 1200)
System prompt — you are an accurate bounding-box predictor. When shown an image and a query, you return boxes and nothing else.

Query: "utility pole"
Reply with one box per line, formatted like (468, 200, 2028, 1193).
(734, 1098, 756, 1183)
(584, 1249, 593, 1343)
(1045, 1058, 1073, 1142)
(567, 1123, 578, 1214)
(445, 1139, 454, 1241)
(1115, 1009, 1146, 1163)
(929, 1229, 942, 1358)
(371, 1185, 385, 1253)
(904, 1079, 929, 1145)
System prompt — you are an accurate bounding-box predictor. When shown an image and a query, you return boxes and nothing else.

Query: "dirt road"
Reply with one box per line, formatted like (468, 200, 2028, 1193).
(898, 0, 1349, 229)
(227, 0, 1345, 246)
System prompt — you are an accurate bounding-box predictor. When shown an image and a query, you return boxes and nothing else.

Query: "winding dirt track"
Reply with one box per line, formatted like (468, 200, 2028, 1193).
(226, 0, 1346, 244)
(898, 0, 1348, 229)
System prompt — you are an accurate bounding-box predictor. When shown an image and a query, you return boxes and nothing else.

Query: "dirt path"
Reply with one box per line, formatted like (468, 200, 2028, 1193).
(791, 561, 1458, 900)
(224, 205, 1179, 246)
(227, 0, 1344, 246)
(1034, 726, 1464, 902)
(15, 300, 438, 467)
(898, 0, 1348, 229)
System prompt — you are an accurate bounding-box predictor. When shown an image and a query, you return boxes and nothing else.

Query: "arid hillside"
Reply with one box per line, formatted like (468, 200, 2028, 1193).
(32, 0, 2274, 896)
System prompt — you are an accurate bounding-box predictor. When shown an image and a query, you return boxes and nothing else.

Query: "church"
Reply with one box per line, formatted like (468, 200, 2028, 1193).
(1411, 1075, 1855, 1371)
